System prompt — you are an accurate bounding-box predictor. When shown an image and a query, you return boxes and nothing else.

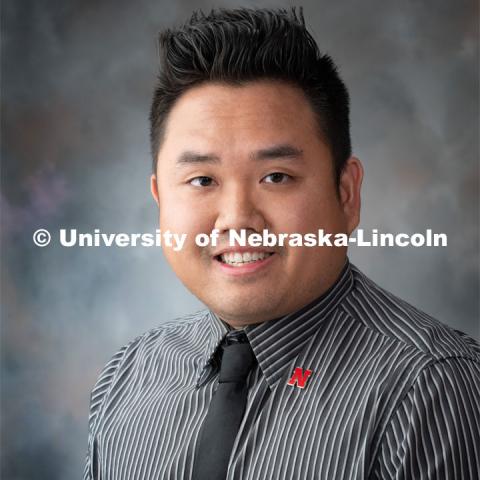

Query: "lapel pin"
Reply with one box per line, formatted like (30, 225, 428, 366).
(287, 367, 313, 389)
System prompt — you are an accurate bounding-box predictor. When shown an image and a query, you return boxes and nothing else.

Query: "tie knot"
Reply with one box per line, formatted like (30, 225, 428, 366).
(224, 330, 249, 345)
(218, 332, 255, 383)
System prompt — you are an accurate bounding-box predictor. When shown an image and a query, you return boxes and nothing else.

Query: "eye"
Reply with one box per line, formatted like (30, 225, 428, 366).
(189, 176, 216, 187)
(262, 172, 293, 184)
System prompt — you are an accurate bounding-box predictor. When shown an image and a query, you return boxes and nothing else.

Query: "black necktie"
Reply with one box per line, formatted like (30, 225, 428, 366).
(192, 330, 256, 480)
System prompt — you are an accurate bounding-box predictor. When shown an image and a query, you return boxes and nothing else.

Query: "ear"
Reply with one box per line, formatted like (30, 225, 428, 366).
(338, 156, 363, 235)
(150, 174, 160, 207)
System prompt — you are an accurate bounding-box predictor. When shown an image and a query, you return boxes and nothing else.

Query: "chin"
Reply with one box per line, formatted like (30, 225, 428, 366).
(205, 292, 282, 326)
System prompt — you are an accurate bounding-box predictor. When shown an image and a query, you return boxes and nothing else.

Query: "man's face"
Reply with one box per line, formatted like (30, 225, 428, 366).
(151, 80, 362, 326)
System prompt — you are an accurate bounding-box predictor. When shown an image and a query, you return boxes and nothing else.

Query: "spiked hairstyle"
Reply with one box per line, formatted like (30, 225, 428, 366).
(149, 7, 351, 186)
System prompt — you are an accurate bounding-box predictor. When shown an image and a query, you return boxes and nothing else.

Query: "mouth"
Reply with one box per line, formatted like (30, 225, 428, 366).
(214, 251, 275, 267)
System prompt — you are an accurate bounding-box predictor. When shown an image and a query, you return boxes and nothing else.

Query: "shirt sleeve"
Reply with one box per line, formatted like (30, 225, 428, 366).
(83, 345, 129, 480)
(373, 357, 480, 480)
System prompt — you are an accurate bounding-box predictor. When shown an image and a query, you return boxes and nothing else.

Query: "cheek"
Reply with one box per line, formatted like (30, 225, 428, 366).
(158, 191, 213, 236)
(158, 193, 216, 270)
(160, 206, 195, 235)
(268, 189, 343, 234)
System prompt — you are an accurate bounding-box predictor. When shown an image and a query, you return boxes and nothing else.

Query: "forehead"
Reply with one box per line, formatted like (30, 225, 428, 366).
(158, 80, 324, 160)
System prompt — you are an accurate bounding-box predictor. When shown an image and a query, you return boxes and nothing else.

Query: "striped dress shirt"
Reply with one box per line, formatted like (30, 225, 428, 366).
(84, 258, 480, 479)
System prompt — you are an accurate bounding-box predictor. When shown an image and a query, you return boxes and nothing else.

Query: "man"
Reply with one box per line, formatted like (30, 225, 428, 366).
(84, 7, 479, 480)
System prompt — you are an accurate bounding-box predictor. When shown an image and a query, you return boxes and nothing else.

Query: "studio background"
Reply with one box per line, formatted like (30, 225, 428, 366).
(1, 0, 478, 478)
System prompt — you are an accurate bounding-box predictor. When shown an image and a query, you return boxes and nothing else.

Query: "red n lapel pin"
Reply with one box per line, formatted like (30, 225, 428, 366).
(287, 367, 313, 389)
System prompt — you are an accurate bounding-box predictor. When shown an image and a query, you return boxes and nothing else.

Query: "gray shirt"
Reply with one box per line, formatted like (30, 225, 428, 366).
(84, 258, 480, 479)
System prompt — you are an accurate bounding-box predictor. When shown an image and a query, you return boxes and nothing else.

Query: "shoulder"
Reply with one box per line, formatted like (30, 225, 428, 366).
(121, 309, 209, 358)
(108, 308, 209, 371)
(343, 264, 480, 365)
(102, 309, 208, 368)
(336, 263, 479, 421)
(338, 266, 480, 465)
(86, 309, 209, 431)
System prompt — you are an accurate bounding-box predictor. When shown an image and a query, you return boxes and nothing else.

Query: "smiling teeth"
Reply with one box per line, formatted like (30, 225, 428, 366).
(220, 251, 273, 265)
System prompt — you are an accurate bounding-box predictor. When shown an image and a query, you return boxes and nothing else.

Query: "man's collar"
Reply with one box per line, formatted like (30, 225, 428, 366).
(195, 257, 354, 389)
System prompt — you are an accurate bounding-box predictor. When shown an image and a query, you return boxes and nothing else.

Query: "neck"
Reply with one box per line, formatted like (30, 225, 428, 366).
(217, 255, 349, 329)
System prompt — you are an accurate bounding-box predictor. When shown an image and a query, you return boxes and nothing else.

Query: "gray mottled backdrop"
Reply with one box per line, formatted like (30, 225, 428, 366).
(1, 0, 478, 478)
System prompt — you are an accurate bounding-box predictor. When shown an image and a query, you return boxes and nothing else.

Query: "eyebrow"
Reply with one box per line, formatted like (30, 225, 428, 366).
(176, 144, 304, 166)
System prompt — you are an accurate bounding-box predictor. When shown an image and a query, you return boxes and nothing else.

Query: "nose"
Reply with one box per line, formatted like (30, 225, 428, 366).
(214, 183, 266, 235)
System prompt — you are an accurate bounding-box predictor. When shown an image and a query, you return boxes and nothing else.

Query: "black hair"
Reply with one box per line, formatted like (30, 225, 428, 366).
(149, 7, 351, 187)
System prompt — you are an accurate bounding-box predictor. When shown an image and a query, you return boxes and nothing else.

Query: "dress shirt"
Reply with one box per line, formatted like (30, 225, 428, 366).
(83, 258, 480, 479)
